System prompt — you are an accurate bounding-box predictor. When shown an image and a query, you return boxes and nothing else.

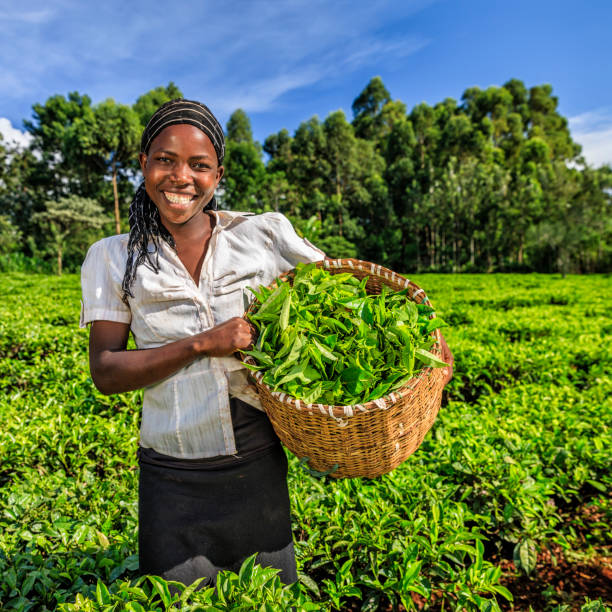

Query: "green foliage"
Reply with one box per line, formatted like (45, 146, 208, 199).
(0, 215, 21, 252)
(245, 263, 447, 405)
(5, 78, 610, 273)
(57, 556, 323, 611)
(0, 272, 609, 611)
(31, 196, 110, 274)
(226, 108, 255, 144)
(132, 82, 183, 128)
(221, 140, 266, 210)
(23, 92, 103, 202)
(69, 98, 141, 233)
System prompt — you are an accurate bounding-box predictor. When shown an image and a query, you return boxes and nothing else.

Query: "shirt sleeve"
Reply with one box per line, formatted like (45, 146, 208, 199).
(80, 239, 131, 328)
(265, 213, 325, 272)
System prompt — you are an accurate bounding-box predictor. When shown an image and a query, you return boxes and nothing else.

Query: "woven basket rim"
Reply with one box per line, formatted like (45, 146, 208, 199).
(239, 257, 444, 420)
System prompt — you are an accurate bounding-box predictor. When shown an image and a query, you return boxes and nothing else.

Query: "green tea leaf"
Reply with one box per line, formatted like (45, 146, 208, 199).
(279, 293, 291, 331)
(514, 539, 537, 575)
(242, 349, 274, 367)
(312, 338, 338, 362)
(252, 282, 289, 318)
(415, 348, 448, 368)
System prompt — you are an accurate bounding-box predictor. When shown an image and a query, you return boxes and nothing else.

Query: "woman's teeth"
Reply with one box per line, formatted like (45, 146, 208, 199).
(164, 192, 194, 204)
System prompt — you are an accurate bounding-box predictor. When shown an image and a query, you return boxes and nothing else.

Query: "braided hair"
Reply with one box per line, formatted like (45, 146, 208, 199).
(121, 99, 225, 302)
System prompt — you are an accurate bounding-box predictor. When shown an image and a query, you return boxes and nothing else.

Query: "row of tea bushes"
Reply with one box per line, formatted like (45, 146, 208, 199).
(0, 273, 610, 610)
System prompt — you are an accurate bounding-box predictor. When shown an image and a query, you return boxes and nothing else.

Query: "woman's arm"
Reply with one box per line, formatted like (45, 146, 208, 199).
(89, 317, 255, 395)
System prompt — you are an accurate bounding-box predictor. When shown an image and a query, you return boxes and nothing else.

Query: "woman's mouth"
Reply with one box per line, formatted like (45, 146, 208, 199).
(163, 191, 196, 205)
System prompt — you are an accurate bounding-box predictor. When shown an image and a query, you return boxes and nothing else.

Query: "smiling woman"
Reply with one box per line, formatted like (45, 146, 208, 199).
(140, 124, 223, 229)
(79, 99, 325, 588)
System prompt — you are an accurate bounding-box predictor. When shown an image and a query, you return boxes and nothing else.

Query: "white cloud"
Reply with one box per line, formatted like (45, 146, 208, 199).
(0, 118, 33, 150)
(0, 0, 433, 116)
(0, 8, 54, 23)
(569, 108, 612, 168)
(212, 69, 324, 115)
(342, 37, 430, 70)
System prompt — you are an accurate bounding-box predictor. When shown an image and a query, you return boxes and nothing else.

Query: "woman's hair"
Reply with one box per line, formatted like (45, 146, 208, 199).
(121, 99, 225, 302)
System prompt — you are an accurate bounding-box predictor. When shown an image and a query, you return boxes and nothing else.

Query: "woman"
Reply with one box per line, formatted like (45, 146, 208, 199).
(80, 99, 325, 586)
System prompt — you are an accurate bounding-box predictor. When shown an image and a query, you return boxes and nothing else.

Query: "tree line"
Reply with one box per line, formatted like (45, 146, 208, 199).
(0, 78, 610, 275)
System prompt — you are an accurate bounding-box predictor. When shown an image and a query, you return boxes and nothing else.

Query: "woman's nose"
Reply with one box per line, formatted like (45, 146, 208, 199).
(170, 161, 191, 182)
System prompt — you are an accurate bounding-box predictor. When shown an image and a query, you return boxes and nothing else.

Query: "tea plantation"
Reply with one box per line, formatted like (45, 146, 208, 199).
(0, 273, 610, 611)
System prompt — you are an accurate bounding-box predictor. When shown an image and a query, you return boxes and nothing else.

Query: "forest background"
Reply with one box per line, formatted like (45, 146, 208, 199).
(0, 77, 610, 276)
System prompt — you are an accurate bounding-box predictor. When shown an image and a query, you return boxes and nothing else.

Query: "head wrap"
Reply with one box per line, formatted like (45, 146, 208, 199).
(140, 98, 225, 163)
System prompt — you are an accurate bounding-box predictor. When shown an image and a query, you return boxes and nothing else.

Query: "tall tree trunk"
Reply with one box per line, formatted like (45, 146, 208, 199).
(470, 229, 475, 266)
(57, 245, 62, 276)
(441, 232, 446, 267)
(336, 165, 343, 237)
(430, 225, 436, 269)
(452, 239, 456, 272)
(424, 226, 430, 268)
(112, 160, 121, 235)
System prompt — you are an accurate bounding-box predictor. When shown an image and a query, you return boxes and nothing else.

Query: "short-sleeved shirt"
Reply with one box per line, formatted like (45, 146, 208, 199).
(80, 211, 324, 459)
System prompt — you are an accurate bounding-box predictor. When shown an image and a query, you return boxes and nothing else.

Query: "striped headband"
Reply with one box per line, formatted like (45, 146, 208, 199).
(140, 99, 225, 163)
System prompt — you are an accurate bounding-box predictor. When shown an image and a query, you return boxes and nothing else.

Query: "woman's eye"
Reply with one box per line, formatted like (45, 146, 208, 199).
(193, 162, 211, 170)
(156, 156, 171, 163)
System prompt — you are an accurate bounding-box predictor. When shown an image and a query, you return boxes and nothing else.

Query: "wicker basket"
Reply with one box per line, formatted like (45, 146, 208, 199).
(241, 258, 446, 479)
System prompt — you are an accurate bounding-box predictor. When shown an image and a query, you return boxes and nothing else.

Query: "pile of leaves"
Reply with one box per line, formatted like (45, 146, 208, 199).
(243, 263, 447, 406)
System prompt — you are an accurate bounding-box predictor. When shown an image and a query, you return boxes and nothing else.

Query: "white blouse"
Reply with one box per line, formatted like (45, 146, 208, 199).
(80, 211, 324, 459)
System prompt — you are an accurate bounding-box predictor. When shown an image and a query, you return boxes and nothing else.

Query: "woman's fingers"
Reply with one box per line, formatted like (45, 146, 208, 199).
(439, 334, 454, 385)
(229, 318, 256, 352)
(248, 322, 259, 347)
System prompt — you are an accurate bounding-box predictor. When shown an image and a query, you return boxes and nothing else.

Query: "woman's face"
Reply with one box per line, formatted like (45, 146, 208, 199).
(139, 124, 224, 230)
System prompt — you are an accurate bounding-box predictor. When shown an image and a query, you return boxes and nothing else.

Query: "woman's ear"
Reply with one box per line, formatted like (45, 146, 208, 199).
(216, 165, 224, 185)
(139, 152, 147, 173)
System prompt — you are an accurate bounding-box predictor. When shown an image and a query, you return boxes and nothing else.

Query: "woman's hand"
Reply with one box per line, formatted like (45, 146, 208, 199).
(197, 317, 257, 357)
(439, 334, 454, 386)
(88, 318, 257, 395)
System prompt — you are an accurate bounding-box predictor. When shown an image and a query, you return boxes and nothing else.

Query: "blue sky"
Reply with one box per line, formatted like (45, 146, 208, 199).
(1, 0, 611, 166)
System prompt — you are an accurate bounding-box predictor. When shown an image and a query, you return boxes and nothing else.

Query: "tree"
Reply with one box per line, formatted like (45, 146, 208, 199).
(0, 135, 47, 247)
(226, 109, 254, 144)
(287, 116, 329, 216)
(263, 128, 292, 174)
(259, 171, 299, 214)
(527, 163, 612, 274)
(352, 76, 391, 140)
(323, 111, 356, 236)
(0, 215, 21, 253)
(222, 110, 265, 211)
(222, 142, 266, 211)
(69, 99, 141, 234)
(133, 82, 183, 128)
(32, 196, 109, 274)
(24, 92, 106, 200)
(527, 84, 581, 162)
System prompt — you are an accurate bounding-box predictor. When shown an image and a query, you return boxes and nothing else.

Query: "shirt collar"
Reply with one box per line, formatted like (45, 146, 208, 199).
(211, 210, 255, 231)
(144, 210, 254, 253)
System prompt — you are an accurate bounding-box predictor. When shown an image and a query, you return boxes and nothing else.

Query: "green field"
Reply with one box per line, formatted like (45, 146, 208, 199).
(0, 273, 610, 611)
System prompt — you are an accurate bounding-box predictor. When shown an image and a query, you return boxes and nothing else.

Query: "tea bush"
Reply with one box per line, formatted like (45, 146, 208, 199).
(0, 272, 609, 611)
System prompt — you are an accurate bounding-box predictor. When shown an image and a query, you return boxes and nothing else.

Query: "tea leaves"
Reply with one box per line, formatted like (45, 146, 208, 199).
(245, 263, 447, 406)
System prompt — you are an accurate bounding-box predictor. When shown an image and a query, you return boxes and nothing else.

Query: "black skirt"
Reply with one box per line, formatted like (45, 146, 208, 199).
(138, 441, 297, 587)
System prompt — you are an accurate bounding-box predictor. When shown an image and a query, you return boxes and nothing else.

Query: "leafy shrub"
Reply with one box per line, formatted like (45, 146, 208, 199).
(0, 272, 610, 611)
